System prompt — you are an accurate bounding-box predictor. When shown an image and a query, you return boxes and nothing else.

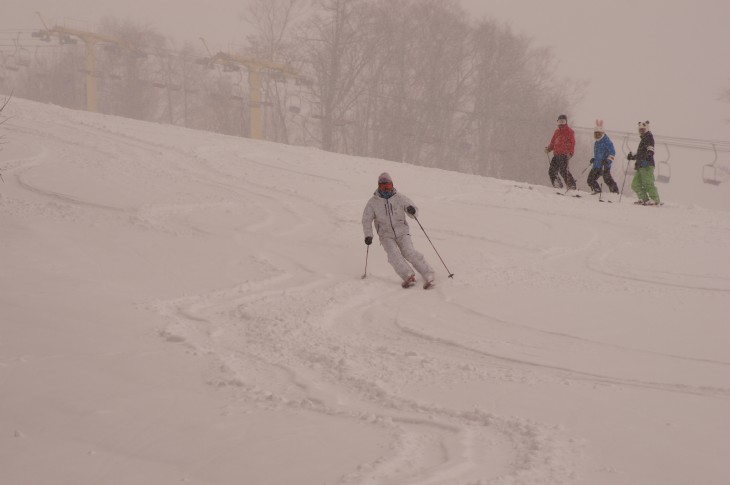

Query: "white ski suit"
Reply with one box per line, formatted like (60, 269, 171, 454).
(362, 190, 434, 282)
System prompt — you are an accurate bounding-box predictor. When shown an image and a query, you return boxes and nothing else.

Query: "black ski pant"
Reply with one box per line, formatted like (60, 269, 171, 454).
(548, 154, 576, 189)
(587, 162, 619, 193)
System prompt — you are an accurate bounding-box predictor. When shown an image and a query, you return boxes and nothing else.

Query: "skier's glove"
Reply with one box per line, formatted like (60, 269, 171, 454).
(406, 206, 416, 215)
(589, 158, 594, 165)
(364, 236, 372, 245)
(544, 147, 550, 154)
(627, 151, 635, 160)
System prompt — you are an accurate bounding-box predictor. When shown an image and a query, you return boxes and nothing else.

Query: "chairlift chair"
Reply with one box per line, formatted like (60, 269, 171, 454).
(150, 57, 170, 89)
(702, 144, 721, 185)
(4, 59, 19, 72)
(702, 165, 721, 185)
(656, 162, 671, 183)
(59, 35, 78, 45)
(32, 30, 51, 42)
(270, 71, 287, 83)
(655, 143, 671, 183)
(287, 93, 302, 114)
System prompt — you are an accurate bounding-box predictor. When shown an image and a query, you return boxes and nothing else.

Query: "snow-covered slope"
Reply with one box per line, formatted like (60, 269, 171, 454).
(1, 98, 729, 485)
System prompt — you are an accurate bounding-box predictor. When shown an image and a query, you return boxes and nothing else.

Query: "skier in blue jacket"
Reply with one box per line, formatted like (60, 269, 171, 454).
(587, 120, 619, 195)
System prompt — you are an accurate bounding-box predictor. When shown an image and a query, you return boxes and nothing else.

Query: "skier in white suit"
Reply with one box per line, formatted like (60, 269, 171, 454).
(362, 172, 435, 289)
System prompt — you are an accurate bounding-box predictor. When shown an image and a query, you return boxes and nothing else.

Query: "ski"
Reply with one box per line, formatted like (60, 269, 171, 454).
(597, 190, 620, 203)
(556, 191, 581, 198)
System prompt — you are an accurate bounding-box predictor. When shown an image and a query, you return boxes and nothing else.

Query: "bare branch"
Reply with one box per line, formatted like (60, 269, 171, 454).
(0, 91, 9, 181)
(0, 90, 13, 116)
(0, 91, 13, 150)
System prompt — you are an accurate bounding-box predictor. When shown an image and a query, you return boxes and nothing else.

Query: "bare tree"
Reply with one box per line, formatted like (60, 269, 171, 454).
(397, 0, 470, 167)
(0, 92, 11, 118)
(0, 92, 11, 182)
(15, 43, 86, 110)
(174, 43, 209, 129)
(343, 0, 471, 167)
(244, 0, 308, 60)
(298, 0, 375, 152)
(96, 17, 168, 121)
(721, 88, 730, 125)
(467, 20, 576, 183)
(293, 0, 575, 183)
(243, 0, 309, 143)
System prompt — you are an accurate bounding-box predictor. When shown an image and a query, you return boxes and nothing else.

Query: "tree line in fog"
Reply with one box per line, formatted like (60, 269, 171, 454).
(1, 0, 582, 184)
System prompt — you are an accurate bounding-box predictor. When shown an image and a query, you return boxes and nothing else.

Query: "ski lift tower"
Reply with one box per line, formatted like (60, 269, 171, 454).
(33, 12, 131, 113)
(199, 49, 298, 140)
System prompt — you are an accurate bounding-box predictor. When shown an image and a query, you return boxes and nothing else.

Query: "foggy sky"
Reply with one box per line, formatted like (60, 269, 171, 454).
(462, 0, 730, 142)
(3, 0, 729, 141)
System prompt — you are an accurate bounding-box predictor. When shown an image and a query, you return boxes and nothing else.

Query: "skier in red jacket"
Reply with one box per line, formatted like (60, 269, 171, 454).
(545, 114, 577, 190)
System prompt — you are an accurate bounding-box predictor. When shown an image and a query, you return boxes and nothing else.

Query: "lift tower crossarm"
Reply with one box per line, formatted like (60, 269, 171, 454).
(202, 50, 298, 139)
(208, 52, 298, 78)
(35, 12, 133, 112)
(47, 25, 121, 47)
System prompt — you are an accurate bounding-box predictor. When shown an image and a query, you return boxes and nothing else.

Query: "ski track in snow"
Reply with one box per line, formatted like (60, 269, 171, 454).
(3, 99, 730, 485)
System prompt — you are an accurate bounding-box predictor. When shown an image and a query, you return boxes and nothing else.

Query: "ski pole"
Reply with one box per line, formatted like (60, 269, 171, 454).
(619, 157, 631, 203)
(360, 244, 370, 280)
(413, 215, 454, 278)
(361, 245, 369, 279)
(581, 160, 591, 174)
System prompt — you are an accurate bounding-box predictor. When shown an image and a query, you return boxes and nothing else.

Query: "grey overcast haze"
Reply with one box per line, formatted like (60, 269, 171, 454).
(2, 2, 730, 484)
(2, 0, 730, 140)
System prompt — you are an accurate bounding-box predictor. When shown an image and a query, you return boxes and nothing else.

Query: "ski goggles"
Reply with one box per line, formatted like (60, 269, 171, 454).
(378, 181, 394, 191)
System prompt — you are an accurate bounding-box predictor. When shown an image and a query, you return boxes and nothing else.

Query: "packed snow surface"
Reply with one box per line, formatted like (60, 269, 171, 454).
(1, 98, 729, 484)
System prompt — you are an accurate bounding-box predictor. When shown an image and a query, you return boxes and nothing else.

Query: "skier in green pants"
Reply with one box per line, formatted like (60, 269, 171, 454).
(628, 121, 662, 206)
